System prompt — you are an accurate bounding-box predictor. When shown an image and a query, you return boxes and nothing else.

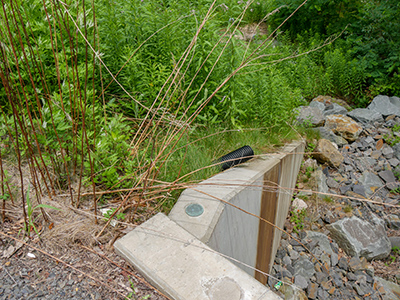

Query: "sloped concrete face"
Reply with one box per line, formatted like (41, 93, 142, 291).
(114, 213, 281, 300)
(115, 141, 305, 299)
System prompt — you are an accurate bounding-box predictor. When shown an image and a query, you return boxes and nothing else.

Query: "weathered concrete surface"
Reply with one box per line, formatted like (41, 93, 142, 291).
(169, 141, 305, 277)
(114, 213, 281, 300)
(327, 216, 391, 260)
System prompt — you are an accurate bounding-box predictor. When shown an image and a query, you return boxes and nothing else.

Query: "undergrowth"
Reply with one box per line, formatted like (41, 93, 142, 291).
(0, 0, 384, 234)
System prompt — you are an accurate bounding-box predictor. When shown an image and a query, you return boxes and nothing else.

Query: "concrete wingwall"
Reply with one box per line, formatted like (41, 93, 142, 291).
(169, 140, 305, 283)
(115, 141, 305, 299)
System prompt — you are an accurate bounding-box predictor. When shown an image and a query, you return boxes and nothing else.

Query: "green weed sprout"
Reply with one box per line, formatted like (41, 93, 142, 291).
(127, 276, 150, 299)
(24, 186, 61, 237)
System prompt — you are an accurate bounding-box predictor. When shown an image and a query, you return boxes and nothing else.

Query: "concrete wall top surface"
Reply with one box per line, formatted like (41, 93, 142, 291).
(115, 213, 282, 300)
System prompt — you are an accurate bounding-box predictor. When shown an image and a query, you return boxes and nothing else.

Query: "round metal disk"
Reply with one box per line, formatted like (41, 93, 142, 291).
(185, 203, 204, 217)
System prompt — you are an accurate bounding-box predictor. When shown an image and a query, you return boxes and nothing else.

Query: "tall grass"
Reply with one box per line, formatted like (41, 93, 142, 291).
(0, 0, 344, 234)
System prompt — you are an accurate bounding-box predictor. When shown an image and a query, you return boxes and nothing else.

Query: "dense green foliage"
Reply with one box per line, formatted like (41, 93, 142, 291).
(271, 0, 400, 100)
(0, 0, 399, 198)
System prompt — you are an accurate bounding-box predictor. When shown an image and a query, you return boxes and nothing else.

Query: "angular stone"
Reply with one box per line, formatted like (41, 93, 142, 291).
(313, 169, 329, 199)
(386, 214, 400, 230)
(327, 216, 391, 260)
(295, 106, 325, 126)
(368, 95, 400, 117)
(309, 100, 325, 111)
(307, 282, 318, 299)
(326, 177, 339, 189)
(371, 150, 382, 159)
(294, 274, 308, 290)
(393, 142, 400, 160)
(294, 258, 316, 279)
(388, 158, 400, 167)
(305, 231, 333, 256)
(324, 103, 348, 116)
(358, 171, 384, 197)
(352, 184, 366, 198)
(338, 257, 348, 271)
(382, 145, 394, 158)
(378, 170, 397, 188)
(325, 115, 363, 142)
(315, 127, 348, 146)
(389, 236, 400, 249)
(331, 253, 339, 267)
(374, 277, 400, 300)
(313, 139, 344, 167)
(347, 108, 384, 125)
(339, 185, 352, 195)
(292, 198, 308, 211)
(348, 257, 367, 272)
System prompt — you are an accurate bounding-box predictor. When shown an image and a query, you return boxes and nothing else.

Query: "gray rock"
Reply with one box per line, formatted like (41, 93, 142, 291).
(347, 108, 384, 124)
(358, 171, 384, 197)
(389, 236, 400, 249)
(347, 272, 357, 281)
(378, 170, 397, 189)
(339, 184, 352, 195)
(393, 142, 400, 160)
(289, 249, 300, 261)
(282, 255, 292, 266)
(353, 282, 370, 296)
(388, 157, 400, 167)
(314, 168, 329, 199)
(327, 216, 391, 260)
(331, 252, 339, 267)
(305, 231, 333, 256)
(386, 214, 400, 230)
(294, 258, 316, 279)
(354, 157, 376, 173)
(315, 272, 328, 284)
(382, 145, 395, 158)
(294, 274, 308, 290)
(326, 177, 340, 189)
(315, 127, 348, 146)
(352, 184, 367, 198)
(295, 106, 325, 126)
(368, 95, 400, 117)
(324, 103, 348, 116)
(374, 276, 400, 300)
(309, 100, 325, 111)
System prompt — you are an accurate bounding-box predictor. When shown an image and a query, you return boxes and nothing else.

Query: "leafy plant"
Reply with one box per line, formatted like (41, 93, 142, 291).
(290, 208, 306, 233)
(127, 276, 150, 299)
(103, 208, 126, 222)
(24, 186, 61, 237)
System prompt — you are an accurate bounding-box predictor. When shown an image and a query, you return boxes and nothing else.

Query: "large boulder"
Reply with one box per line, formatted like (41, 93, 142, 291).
(294, 106, 325, 126)
(368, 95, 400, 117)
(325, 115, 363, 142)
(313, 139, 344, 167)
(327, 216, 391, 260)
(347, 108, 384, 125)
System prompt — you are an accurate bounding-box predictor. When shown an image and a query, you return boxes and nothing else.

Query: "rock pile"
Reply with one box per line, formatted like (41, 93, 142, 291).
(269, 95, 400, 299)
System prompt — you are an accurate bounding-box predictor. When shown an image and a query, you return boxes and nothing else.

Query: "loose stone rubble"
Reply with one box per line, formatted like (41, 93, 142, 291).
(270, 95, 400, 299)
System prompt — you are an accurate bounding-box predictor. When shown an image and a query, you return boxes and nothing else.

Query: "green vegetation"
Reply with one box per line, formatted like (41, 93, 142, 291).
(1, 0, 399, 229)
(290, 208, 306, 233)
(23, 186, 61, 237)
